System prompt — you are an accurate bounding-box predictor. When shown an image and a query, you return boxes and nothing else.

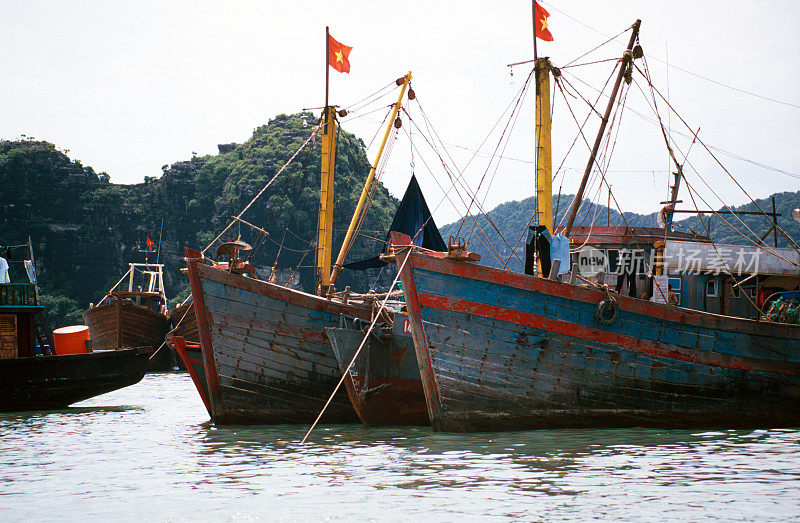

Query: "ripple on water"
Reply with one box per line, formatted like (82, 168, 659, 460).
(0, 374, 798, 521)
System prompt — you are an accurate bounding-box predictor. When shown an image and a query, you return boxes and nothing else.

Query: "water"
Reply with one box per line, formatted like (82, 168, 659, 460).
(1, 374, 798, 521)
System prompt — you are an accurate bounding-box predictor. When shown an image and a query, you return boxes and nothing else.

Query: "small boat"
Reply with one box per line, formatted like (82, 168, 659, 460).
(83, 262, 172, 371)
(391, 17, 800, 431)
(326, 313, 428, 426)
(1, 246, 151, 412)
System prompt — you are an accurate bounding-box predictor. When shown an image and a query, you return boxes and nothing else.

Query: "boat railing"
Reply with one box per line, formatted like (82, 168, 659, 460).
(0, 282, 38, 307)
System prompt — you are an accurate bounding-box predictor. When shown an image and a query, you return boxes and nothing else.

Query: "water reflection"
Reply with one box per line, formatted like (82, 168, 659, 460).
(0, 374, 797, 521)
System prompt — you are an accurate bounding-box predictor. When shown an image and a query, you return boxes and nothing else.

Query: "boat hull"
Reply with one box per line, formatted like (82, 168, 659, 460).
(326, 313, 429, 426)
(0, 347, 152, 411)
(186, 249, 364, 424)
(83, 300, 172, 371)
(171, 336, 211, 416)
(393, 233, 800, 432)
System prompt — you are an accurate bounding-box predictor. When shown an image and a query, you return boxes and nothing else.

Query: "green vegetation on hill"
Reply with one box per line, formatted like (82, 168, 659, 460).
(0, 113, 398, 328)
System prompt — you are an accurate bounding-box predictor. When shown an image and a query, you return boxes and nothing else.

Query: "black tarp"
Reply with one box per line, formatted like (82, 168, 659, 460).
(344, 175, 446, 271)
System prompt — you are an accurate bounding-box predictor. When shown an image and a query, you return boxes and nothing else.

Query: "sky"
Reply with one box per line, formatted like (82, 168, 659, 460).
(2, 1, 799, 225)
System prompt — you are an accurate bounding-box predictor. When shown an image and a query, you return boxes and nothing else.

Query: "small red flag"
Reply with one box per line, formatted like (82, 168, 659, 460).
(534, 1, 554, 42)
(146, 237, 155, 251)
(328, 34, 352, 73)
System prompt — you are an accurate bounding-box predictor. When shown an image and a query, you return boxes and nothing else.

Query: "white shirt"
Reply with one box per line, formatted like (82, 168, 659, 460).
(0, 257, 9, 283)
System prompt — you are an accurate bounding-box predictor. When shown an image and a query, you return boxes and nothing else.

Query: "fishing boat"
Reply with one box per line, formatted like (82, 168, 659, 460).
(392, 18, 800, 431)
(1, 244, 151, 412)
(83, 262, 172, 371)
(182, 26, 420, 423)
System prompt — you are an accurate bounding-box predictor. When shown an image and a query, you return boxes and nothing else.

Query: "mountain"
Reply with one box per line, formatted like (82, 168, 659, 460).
(0, 113, 398, 328)
(440, 191, 800, 272)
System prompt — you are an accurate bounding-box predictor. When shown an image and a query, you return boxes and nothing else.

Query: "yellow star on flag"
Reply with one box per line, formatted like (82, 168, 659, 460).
(335, 50, 344, 63)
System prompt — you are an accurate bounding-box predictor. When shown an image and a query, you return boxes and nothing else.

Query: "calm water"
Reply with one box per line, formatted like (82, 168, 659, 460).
(1, 374, 798, 521)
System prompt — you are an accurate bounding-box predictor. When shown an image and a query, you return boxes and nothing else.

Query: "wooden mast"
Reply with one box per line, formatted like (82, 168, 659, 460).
(535, 58, 553, 233)
(563, 20, 641, 237)
(316, 27, 337, 295)
(328, 72, 412, 289)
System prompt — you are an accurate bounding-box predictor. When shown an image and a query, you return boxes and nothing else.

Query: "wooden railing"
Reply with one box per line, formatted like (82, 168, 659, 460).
(0, 283, 38, 307)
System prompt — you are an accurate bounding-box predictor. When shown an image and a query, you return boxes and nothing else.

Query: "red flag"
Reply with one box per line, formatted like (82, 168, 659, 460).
(146, 237, 155, 251)
(534, 1, 554, 42)
(328, 34, 352, 73)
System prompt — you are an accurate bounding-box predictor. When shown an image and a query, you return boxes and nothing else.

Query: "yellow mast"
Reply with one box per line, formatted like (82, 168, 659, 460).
(328, 72, 412, 289)
(315, 106, 338, 295)
(535, 58, 553, 233)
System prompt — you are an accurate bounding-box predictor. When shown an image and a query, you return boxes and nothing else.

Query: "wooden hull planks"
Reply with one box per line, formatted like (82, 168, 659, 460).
(326, 313, 429, 426)
(83, 300, 171, 371)
(185, 249, 366, 424)
(0, 347, 152, 412)
(392, 233, 800, 432)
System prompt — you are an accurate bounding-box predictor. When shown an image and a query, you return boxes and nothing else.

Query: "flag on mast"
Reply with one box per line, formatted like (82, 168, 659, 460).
(328, 34, 352, 73)
(534, 1, 554, 41)
(146, 237, 155, 251)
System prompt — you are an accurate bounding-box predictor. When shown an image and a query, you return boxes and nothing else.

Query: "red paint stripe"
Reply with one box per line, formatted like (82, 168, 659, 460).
(170, 336, 212, 415)
(409, 250, 800, 340)
(418, 293, 800, 377)
(185, 249, 222, 404)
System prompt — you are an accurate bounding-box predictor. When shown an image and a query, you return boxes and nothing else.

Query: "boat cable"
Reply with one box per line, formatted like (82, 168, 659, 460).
(566, 67, 800, 180)
(454, 66, 537, 240)
(634, 58, 800, 260)
(401, 120, 507, 267)
(634, 60, 800, 254)
(396, 123, 492, 259)
(503, 62, 620, 268)
(201, 118, 324, 256)
(538, 0, 800, 111)
(300, 236, 414, 445)
(402, 108, 514, 267)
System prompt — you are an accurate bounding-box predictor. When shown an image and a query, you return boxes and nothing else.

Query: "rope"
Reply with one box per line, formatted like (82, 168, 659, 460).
(201, 119, 323, 256)
(300, 246, 412, 444)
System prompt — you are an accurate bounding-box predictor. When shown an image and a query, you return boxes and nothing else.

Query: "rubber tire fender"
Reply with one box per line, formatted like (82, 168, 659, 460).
(595, 298, 620, 326)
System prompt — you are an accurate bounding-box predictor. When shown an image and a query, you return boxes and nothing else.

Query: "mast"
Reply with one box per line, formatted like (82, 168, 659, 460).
(328, 72, 412, 289)
(315, 26, 337, 295)
(315, 107, 337, 295)
(563, 20, 641, 237)
(535, 58, 553, 233)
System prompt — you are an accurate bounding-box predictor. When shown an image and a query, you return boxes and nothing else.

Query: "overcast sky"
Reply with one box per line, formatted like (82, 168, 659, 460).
(2, 1, 798, 225)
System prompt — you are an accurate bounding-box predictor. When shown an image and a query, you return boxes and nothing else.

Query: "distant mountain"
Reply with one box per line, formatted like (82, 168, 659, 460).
(440, 191, 800, 272)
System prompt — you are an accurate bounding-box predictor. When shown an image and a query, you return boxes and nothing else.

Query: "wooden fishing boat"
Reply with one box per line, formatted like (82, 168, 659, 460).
(1, 265, 151, 411)
(83, 263, 172, 371)
(393, 231, 800, 431)
(182, 64, 417, 424)
(326, 313, 429, 426)
(391, 18, 800, 432)
(185, 247, 367, 424)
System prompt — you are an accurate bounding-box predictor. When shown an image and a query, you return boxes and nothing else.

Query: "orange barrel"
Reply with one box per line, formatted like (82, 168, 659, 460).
(53, 325, 90, 355)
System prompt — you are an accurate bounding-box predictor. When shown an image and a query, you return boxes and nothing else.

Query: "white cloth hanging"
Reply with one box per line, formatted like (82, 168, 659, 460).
(0, 257, 10, 283)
